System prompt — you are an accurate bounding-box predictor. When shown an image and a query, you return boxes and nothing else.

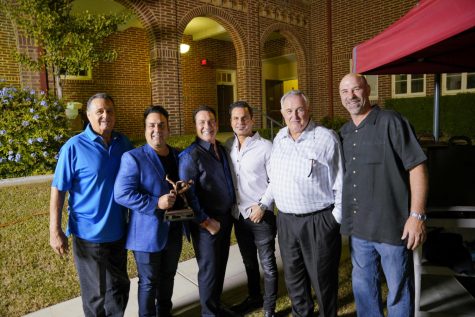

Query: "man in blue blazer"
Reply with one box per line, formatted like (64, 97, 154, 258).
(114, 105, 186, 317)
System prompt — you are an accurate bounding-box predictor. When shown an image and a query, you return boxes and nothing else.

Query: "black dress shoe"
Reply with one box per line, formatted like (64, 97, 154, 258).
(230, 296, 264, 314)
(220, 306, 240, 317)
(264, 311, 275, 317)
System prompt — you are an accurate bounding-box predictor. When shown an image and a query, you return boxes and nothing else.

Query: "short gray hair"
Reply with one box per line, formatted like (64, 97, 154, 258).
(280, 90, 308, 108)
(86, 93, 115, 111)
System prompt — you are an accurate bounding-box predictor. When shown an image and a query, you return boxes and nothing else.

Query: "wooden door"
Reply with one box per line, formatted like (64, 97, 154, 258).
(265, 80, 284, 123)
(217, 85, 234, 132)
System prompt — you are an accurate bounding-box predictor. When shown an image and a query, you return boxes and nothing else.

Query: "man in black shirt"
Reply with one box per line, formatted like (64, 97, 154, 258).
(339, 73, 428, 317)
(179, 105, 235, 317)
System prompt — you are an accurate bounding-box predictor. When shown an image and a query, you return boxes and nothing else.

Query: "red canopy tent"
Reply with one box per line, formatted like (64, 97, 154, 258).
(352, 5, 475, 310)
(352, 0, 475, 141)
(352, 0, 475, 75)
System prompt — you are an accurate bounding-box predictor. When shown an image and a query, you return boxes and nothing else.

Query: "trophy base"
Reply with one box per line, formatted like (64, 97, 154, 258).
(164, 208, 195, 221)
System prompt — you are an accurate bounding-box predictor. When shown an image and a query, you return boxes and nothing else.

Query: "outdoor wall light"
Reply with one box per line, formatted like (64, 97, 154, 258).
(65, 101, 82, 120)
(180, 44, 190, 54)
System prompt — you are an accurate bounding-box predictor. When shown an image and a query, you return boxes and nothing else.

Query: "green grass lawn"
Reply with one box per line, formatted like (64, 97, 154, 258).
(0, 181, 198, 317)
(0, 133, 364, 317)
(0, 180, 366, 317)
(0, 133, 233, 316)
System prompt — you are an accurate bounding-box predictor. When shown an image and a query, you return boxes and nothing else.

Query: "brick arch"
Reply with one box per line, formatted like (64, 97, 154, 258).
(177, 5, 250, 133)
(177, 5, 247, 61)
(111, 0, 160, 49)
(260, 23, 308, 94)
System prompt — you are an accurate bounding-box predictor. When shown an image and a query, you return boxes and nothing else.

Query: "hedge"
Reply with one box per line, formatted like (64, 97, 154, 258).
(384, 93, 475, 138)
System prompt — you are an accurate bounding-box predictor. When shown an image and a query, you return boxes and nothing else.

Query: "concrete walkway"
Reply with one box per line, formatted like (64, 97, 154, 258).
(0, 174, 53, 188)
(19, 230, 475, 317)
(24, 243, 284, 317)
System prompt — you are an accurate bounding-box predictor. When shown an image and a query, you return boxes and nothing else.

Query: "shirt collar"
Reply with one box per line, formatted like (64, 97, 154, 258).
(196, 137, 220, 151)
(282, 120, 316, 142)
(233, 131, 260, 148)
(352, 105, 380, 129)
(84, 123, 118, 143)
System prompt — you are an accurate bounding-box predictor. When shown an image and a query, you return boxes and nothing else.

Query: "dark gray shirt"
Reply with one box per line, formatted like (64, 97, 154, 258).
(339, 106, 427, 245)
(178, 138, 235, 223)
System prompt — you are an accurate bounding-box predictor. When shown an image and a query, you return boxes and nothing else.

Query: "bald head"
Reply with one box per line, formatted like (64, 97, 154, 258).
(339, 73, 372, 120)
(339, 73, 369, 90)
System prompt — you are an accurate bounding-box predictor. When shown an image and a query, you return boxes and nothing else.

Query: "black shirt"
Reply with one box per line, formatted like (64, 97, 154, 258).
(179, 138, 235, 223)
(339, 106, 427, 245)
(158, 147, 185, 210)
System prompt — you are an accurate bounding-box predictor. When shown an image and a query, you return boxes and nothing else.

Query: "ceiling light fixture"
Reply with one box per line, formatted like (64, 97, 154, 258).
(180, 44, 190, 54)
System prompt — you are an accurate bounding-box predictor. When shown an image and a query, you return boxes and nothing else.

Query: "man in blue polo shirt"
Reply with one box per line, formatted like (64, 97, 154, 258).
(49, 93, 133, 317)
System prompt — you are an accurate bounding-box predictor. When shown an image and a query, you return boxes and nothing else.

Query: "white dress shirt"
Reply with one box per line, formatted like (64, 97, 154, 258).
(260, 120, 343, 223)
(226, 132, 273, 219)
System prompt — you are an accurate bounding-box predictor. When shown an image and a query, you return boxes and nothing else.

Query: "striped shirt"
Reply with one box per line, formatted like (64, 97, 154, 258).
(261, 120, 344, 223)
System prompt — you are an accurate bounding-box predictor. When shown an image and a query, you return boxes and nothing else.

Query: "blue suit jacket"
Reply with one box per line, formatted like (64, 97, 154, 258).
(114, 144, 184, 252)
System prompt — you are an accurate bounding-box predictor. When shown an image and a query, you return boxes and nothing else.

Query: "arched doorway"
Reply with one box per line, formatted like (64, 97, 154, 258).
(261, 24, 308, 127)
(180, 17, 238, 133)
(262, 31, 298, 124)
(177, 6, 248, 134)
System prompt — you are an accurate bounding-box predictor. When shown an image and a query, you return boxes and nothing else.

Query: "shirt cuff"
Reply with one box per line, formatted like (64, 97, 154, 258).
(332, 206, 342, 224)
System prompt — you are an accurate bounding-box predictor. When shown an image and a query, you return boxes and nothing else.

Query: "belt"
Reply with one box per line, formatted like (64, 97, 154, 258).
(284, 205, 334, 217)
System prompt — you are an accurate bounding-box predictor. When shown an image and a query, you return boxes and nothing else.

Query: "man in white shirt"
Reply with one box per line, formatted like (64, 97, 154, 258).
(226, 101, 278, 317)
(260, 90, 344, 317)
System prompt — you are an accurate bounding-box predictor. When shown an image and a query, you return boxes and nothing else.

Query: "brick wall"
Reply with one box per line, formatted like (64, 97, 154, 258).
(0, 11, 21, 87)
(263, 38, 295, 60)
(180, 36, 237, 134)
(328, 0, 419, 119)
(61, 27, 151, 140)
(0, 0, 442, 137)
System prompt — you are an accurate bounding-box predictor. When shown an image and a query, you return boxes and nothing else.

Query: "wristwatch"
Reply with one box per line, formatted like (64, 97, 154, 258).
(258, 202, 268, 212)
(409, 211, 427, 221)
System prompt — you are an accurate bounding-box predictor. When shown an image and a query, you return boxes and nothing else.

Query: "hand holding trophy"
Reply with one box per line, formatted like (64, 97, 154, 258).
(164, 175, 195, 221)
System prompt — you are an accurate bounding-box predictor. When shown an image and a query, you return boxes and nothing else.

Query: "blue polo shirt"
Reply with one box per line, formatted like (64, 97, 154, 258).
(52, 124, 133, 243)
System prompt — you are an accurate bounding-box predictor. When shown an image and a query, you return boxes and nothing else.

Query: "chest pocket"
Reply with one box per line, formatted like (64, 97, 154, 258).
(297, 146, 327, 181)
(362, 143, 384, 164)
(306, 157, 328, 181)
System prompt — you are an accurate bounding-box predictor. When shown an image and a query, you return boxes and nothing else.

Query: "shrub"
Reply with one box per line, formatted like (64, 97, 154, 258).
(384, 93, 475, 138)
(168, 134, 196, 150)
(320, 115, 348, 131)
(0, 81, 69, 179)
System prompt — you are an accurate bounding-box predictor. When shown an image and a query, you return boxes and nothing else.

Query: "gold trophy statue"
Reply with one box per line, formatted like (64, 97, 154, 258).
(164, 175, 195, 221)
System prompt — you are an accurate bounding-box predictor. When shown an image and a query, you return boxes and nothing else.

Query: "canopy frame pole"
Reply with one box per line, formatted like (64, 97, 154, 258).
(433, 74, 441, 142)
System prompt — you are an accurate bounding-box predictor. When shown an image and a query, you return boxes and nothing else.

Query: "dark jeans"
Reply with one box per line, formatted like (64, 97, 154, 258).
(277, 208, 341, 317)
(134, 223, 183, 317)
(234, 210, 278, 312)
(73, 236, 130, 317)
(190, 213, 232, 317)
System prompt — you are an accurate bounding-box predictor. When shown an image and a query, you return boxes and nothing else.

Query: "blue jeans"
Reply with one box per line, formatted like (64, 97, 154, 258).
(234, 210, 278, 312)
(350, 236, 414, 317)
(73, 236, 130, 317)
(133, 224, 183, 317)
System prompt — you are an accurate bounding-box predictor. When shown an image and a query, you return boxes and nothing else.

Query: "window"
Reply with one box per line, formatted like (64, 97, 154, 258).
(59, 68, 92, 80)
(392, 74, 426, 97)
(349, 59, 378, 100)
(365, 75, 378, 100)
(442, 72, 475, 95)
(216, 70, 234, 85)
(216, 70, 235, 85)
